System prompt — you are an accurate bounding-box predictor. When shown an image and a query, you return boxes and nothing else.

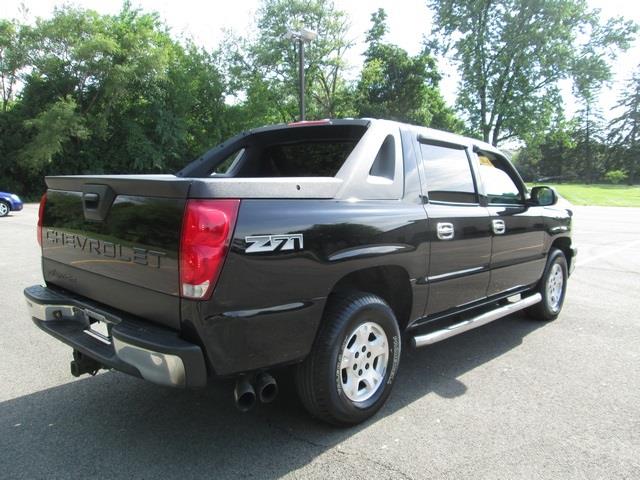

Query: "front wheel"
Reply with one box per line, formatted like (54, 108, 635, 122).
(0, 201, 9, 217)
(295, 292, 401, 426)
(527, 248, 568, 321)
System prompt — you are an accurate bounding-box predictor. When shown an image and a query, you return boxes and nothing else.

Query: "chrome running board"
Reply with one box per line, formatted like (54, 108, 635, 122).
(412, 293, 542, 348)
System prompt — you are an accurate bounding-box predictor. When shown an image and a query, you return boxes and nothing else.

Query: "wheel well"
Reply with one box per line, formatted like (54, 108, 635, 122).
(328, 266, 413, 331)
(551, 237, 573, 270)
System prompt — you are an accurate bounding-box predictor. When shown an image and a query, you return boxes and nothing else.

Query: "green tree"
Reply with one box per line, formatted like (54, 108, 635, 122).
(0, 4, 230, 197)
(428, 0, 637, 145)
(573, 95, 606, 183)
(516, 116, 578, 181)
(224, 0, 354, 126)
(608, 68, 640, 184)
(0, 19, 29, 112)
(20, 95, 89, 167)
(356, 8, 461, 131)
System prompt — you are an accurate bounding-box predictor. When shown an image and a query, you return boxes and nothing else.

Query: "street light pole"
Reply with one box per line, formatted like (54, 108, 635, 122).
(298, 38, 305, 121)
(287, 28, 317, 122)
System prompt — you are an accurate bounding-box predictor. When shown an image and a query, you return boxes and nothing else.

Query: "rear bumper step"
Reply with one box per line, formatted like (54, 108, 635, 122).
(24, 285, 207, 388)
(412, 293, 542, 348)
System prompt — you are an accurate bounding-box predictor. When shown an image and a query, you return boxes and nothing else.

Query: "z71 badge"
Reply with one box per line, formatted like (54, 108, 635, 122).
(245, 234, 304, 253)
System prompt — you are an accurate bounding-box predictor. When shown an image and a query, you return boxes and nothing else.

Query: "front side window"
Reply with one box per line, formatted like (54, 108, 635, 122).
(419, 143, 477, 204)
(477, 153, 523, 205)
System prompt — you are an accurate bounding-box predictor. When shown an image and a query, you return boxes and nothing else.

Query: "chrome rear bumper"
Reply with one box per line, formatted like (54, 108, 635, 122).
(24, 285, 207, 388)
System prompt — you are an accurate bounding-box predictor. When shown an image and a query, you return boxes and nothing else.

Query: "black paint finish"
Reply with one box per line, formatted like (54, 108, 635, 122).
(181, 198, 430, 375)
(41, 189, 185, 329)
(33, 120, 575, 380)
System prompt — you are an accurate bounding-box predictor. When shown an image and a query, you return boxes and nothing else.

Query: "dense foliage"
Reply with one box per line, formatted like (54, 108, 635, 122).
(356, 8, 461, 131)
(516, 68, 640, 184)
(0, 0, 638, 198)
(428, 0, 637, 146)
(0, 5, 230, 196)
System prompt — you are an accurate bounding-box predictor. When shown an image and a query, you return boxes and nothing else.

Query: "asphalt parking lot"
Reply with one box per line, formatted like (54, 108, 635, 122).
(1, 203, 639, 479)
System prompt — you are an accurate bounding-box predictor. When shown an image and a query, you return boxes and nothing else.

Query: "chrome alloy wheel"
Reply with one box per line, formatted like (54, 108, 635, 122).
(546, 263, 564, 312)
(339, 321, 389, 403)
(0, 202, 8, 216)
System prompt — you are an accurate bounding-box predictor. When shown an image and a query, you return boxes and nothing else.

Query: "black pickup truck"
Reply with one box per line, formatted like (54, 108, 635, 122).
(24, 119, 576, 425)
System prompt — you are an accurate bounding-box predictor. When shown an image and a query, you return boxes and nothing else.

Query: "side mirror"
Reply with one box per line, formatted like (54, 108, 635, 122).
(528, 186, 557, 206)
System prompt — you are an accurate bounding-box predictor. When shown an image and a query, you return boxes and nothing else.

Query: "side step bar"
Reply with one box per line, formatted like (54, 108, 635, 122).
(412, 293, 542, 348)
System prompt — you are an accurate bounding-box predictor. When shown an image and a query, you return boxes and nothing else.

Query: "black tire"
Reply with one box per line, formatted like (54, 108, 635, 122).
(0, 201, 9, 217)
(527, 248, 568, 321)
(295, 292, 401, 426)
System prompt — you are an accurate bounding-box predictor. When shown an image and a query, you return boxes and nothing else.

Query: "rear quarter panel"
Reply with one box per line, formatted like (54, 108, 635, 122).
(181, 199, 429, 375)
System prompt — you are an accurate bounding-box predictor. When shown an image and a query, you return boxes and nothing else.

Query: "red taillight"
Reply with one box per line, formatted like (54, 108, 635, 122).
(37, 193, 47, 247)
(179, 199, 240, 299)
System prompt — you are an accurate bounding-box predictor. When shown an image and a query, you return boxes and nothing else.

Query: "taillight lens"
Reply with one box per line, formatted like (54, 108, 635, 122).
(37, 193, 47, 247)
(179, 199, 240, 299)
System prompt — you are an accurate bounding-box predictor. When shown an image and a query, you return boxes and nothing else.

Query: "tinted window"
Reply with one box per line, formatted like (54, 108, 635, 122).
(477, 154, 522, 204)
(211, 149, 244, 175)
(420, 144, 477, 203)
(257, 141, 356, 177)
(369, 135, 395, 180)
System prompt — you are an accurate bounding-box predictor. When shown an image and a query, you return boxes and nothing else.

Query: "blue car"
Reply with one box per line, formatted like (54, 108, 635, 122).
(0, 191, 23, 217)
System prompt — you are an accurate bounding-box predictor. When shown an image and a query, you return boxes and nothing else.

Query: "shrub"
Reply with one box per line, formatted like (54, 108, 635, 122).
(604, 170, 628, 184)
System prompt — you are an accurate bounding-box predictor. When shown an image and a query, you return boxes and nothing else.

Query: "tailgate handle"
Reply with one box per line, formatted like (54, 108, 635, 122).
(82, 184, 115, 222)
(83, 193, 100, 209)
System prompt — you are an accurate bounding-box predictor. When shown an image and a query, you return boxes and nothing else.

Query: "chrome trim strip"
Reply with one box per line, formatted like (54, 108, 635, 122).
(113, 337, 186, 387)
(412, 293, 542, 348)
(328, 244, 412, 262)
(427, 266, 485, 282)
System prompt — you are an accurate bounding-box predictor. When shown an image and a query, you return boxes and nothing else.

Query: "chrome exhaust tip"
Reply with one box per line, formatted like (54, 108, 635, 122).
(234, 376, 257, 412)
(255, 372, 278, 404)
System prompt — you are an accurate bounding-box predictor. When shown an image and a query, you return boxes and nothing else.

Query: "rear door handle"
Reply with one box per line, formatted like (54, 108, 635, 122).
(437, 222, 454, 240)
(492, 219, 506, 235)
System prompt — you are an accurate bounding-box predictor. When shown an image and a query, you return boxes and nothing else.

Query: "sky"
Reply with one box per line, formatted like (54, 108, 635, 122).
(3, 0, 640, 122)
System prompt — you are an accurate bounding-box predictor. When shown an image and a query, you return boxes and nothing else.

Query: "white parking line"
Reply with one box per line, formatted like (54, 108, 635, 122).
(576, 239, 640, 267)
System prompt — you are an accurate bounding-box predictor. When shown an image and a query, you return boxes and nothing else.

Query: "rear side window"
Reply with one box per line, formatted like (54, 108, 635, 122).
(419, 144, 477, 204)
(211, 149, 245, 175)
(477, 153, 523, 205)
(369, 135, 396, 180)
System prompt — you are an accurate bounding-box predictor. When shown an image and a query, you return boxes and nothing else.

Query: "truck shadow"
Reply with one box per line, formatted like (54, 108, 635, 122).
(1, 315, 544, 479)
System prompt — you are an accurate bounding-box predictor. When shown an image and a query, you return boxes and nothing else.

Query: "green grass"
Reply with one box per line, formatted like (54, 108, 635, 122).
(529, 183, 640, 207)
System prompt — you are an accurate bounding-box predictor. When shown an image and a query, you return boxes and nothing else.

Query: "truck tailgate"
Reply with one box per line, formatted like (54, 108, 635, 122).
(41, 175, 191, 330)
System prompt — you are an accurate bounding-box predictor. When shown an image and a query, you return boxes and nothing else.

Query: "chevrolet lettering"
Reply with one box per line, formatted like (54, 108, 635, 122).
(44, 229, 166, 268)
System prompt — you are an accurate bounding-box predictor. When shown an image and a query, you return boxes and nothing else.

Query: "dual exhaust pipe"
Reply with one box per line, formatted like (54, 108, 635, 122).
(70, 348, 276, 412)
(234, 372, 278, 412)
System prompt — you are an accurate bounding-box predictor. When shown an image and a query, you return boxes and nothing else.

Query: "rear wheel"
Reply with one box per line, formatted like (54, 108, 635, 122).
(0, 201, 9, 217)
(295, 292, 401, 426)
(527, 248, 568, 321)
